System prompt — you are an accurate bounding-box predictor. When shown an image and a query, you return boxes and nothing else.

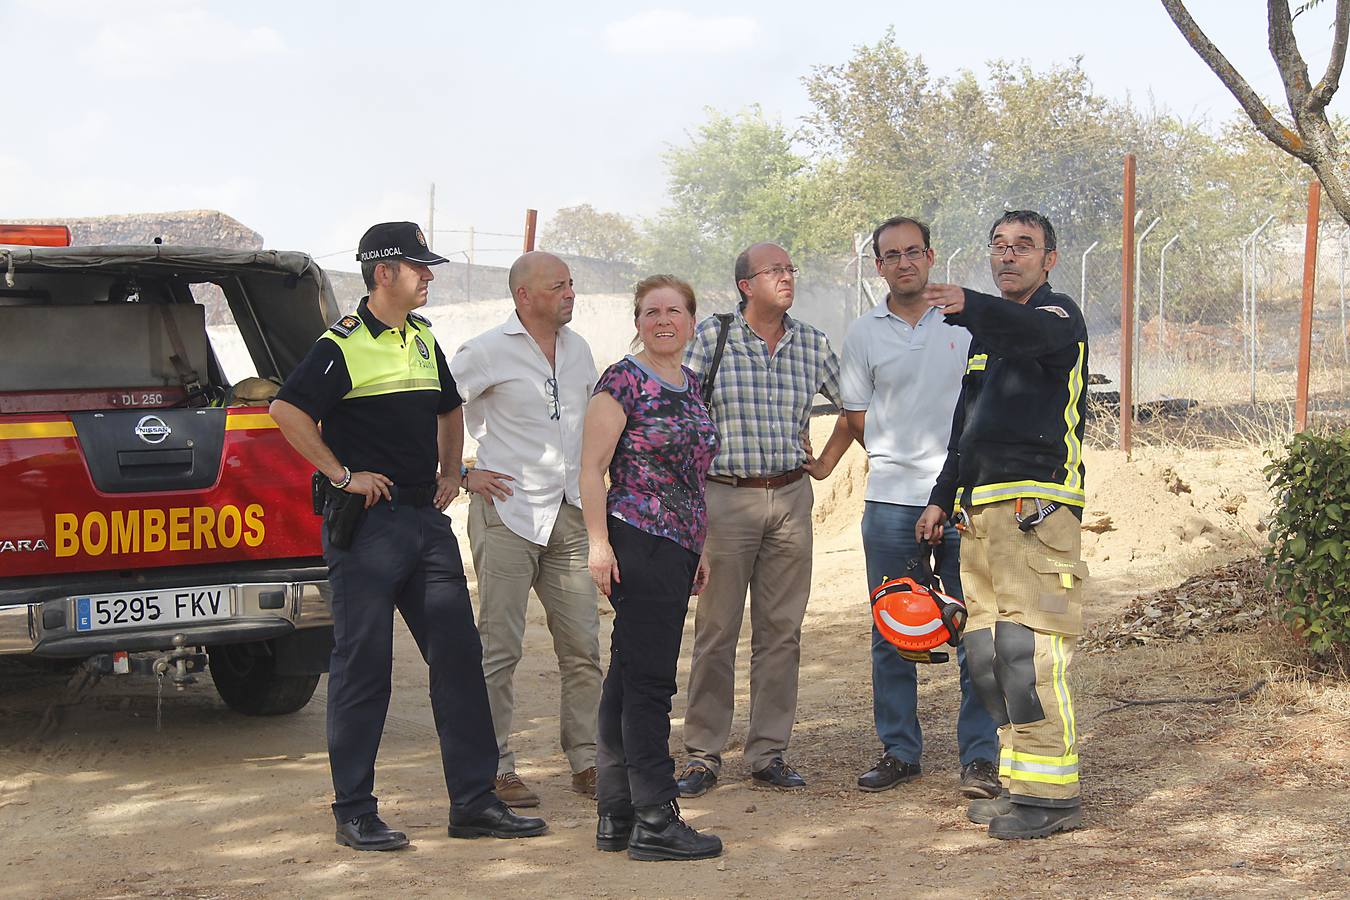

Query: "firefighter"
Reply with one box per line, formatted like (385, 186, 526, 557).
(917, 210, 1089, 840)
(271, 222, 547, 851)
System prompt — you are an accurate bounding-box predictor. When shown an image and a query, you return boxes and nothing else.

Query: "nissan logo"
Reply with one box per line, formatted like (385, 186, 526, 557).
(134, 415, 172, 445)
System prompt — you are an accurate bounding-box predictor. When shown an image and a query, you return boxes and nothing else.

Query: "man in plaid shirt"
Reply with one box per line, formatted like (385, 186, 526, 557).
(676, 242, 854, 795)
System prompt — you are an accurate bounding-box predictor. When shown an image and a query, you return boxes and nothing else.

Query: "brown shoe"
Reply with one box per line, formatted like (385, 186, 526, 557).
(571, 766, 597, 798)
(494, 772, 540, 808)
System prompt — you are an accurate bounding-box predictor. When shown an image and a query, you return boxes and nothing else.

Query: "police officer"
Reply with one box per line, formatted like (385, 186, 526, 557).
(918, 210, 1089, 840)
(271, 222, 547, 851)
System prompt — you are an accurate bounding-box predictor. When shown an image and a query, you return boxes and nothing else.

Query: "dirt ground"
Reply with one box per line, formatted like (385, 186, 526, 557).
(3, 423, 1349, 899)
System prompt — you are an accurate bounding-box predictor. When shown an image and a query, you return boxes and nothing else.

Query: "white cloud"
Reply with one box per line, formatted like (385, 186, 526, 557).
(603, 10, 759, 55)
(83, 5, 284, 76)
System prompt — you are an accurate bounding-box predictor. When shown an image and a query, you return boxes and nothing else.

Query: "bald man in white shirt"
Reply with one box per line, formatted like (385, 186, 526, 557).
(451, 252, 603, 808)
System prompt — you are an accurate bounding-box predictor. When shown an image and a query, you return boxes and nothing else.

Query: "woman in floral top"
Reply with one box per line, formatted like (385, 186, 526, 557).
(579, 275, 722, 862)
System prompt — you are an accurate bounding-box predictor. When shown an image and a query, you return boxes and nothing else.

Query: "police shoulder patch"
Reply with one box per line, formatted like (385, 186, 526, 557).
(408, 311, 432, 328)
(1039, 305, 1070, 318)
(328, 314, 363, 337)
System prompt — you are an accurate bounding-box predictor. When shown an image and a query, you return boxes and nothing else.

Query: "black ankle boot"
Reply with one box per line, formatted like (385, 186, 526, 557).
(628, 801, 722, 861)
(596, 812, 635, 852)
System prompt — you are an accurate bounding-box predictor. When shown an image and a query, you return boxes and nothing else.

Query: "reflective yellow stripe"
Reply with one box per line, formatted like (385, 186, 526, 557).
(966, 353, 988, 374)
(1053, 635, 1078, 751)
(1007, 769, 1079, 785)
(1007, 749, 1078, 768)
(1061, 342, 1086, 492)
(969, 480, 1085, 506)
(344, 378, 441, 399)
(0, 421, 76, 439)
(225, 413, 278, 430)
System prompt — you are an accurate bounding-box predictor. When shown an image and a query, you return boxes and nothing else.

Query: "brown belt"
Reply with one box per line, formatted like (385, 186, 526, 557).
(707, 468, 805, 489)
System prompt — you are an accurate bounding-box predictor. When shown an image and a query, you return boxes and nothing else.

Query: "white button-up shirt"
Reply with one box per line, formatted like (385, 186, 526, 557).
(840, 301, 971, 507)
(450, 311, 598, 545)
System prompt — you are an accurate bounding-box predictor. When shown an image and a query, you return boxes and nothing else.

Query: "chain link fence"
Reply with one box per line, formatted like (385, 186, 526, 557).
(835, 181, 1350, 449)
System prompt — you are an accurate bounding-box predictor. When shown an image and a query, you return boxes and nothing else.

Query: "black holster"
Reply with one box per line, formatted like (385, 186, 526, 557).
(320, 480, 366, 550)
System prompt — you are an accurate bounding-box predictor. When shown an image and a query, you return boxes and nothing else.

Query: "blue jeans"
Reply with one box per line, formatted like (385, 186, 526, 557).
(861, 501, 999, 767)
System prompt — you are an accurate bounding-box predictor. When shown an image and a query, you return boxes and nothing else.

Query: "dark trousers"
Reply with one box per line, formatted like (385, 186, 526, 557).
(324, 501, 497, 822)
(595, 519, 699, 815)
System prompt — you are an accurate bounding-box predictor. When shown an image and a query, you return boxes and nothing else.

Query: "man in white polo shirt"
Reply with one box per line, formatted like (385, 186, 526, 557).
(450, 251, 603, 808)
(840, 216, 1000, 799)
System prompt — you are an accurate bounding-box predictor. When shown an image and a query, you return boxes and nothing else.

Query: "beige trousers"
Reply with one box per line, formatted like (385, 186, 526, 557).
(469, 497, 601, 775)
(682, 477, 814, 773)
(960, 499, 1086, 805)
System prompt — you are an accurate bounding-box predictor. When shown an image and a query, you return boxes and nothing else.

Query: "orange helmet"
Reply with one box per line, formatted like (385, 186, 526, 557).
(870, 554, 967, 663)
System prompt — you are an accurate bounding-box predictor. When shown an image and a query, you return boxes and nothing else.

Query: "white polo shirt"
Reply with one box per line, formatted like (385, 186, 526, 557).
(450, 311, 598, 545)
(840, 300, 971, 507)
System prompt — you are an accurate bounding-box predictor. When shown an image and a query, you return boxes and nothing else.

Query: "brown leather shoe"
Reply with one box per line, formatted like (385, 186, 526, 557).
(571, 766, 597, 798)
(494, 772, 540, 808)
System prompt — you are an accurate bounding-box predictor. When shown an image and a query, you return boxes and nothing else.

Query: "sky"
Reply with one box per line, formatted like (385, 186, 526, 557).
(3, 0, 1346, 272)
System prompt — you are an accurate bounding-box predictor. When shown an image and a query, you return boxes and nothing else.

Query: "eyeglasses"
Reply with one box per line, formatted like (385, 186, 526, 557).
(987, 242, 1048, 258)
(747, 265, 800, 281)
(544, 376, 560, 421)
(878, 249, 929, 267)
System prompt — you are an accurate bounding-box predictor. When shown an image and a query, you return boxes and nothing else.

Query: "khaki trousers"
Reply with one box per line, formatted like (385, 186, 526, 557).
(959, 499, 1087, 806)
(469, 497, 602, 775)
(683, 477, 814, 773)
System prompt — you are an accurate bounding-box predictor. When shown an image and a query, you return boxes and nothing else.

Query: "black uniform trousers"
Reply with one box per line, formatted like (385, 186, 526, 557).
(595, 518, 700, 815)
(324, 499, 497, 822)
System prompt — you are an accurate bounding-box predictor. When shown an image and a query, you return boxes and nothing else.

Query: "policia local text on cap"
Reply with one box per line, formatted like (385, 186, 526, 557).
(270, 221, 548, 851)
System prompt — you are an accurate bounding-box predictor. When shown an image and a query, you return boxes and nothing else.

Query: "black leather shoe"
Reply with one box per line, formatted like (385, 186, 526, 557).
(596, 813, 635, 852)
(857, 755, 920, 792)
(988, 801, 1083, 840)
(751, 758, 806, 789)
(448, 800, 548, 839)
(628, 801, 722, 861)
(676, 763, 718, 798)
(335, 813, 409, 851)
(967, 790, 1013, 824)
(959, 758, 1001, 799)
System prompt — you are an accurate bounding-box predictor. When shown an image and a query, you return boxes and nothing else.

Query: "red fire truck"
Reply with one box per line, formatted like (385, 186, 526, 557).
(0, 225, 337, 714)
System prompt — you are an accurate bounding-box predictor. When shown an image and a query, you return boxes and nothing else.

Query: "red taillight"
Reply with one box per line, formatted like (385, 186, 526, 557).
(0, 224, 72, 247)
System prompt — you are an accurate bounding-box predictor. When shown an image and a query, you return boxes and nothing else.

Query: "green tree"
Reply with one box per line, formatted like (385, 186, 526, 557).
(643, 106, 813, 296)
(541, 203, 641, 265)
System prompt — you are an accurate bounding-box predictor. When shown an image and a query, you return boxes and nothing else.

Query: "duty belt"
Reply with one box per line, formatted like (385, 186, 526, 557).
(390, 482, 438, 508)
(707, 468, 805, 489)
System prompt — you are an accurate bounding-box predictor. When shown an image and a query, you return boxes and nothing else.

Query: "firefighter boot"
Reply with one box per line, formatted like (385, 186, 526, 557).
(967, 790, 1013, 825)
(987, 801, 1082, 840)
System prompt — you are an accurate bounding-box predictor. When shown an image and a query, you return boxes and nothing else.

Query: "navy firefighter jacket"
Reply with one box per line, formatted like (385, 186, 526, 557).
(927, 282, 1090, 517)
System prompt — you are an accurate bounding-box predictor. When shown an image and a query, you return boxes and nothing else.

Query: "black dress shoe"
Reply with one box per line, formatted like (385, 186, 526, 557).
(448, 800, 548, 839)
(857, 755, 921, 792)
(751, 758, 806, 789)
(335, 812, 409, 851)
(988, 801, 1083, 840)
(959, 758, 1001, 799)
(676, 763, 718, 798)
(596, 813, 635, 852)
(628, 801, 722, 861)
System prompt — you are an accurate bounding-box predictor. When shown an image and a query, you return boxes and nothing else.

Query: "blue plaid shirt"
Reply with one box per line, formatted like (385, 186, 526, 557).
(684, 306, 841, 478)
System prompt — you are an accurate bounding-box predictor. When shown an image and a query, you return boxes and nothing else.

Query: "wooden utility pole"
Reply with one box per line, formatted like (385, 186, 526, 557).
(1295, 180, 1322, 432)
(427, 182, 436, 250)
(1120, 154, 1136, 457)
(523, 209, 537, 252)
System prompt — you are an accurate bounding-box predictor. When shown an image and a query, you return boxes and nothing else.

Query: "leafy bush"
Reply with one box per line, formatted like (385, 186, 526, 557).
(1264, 429, 1350, 655)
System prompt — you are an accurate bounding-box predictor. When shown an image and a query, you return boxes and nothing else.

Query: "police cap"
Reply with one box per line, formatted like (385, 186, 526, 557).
(356, 221, 448, 266)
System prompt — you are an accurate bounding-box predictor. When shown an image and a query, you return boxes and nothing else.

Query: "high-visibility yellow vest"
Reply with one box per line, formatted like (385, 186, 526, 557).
(320, 311, 440, 401)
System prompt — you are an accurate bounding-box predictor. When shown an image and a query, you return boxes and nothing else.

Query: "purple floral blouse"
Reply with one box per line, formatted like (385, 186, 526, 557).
(593, 355, 721, 554)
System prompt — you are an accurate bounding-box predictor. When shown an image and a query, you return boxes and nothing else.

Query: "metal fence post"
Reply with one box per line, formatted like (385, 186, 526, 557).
(1248, 214, 1276, 407)
(1121, 154, 1136, 456)
(1081, 240, 1099, 317)
(1133, 216, 1161, 419)
(1158, 234, 1180, 346)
